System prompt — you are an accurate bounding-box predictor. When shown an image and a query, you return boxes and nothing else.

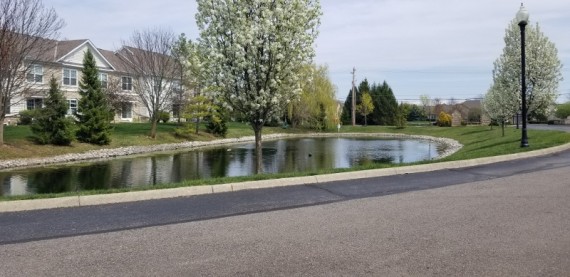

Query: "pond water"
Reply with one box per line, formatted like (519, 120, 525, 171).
(0, 137, 447, 196)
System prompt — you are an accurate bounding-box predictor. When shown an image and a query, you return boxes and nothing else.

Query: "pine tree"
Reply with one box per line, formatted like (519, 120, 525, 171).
(31, 76, 75, 145)
(76, 49, 113, 145)
(370, 81, 398, 125)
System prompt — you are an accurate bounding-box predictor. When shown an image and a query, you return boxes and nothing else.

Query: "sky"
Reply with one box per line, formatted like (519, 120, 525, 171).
(48, 0, 570, 104)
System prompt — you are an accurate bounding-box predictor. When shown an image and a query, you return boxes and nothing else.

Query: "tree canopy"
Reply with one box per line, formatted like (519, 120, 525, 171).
(196, 0, 321, 172)
(487, 18, 563, 121)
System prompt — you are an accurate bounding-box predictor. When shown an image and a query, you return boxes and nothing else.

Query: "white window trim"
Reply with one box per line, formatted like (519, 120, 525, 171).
(62, 68, 78, 86)
(67, 99, 78, 115)
(99, 73, 108, 88)
(26, 98, 44, 110)
(27, 64, 43, 83)
(120, 102, 133, 121)
(122, 76, 133, 91)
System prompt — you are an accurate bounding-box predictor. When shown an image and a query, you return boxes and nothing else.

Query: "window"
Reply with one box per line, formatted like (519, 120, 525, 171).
(26, 98, 43, 110)
(27, 64, 43, 83)
(122, 76, 132, 91)
(99, 73, 108, 88)
(67, 99, 78, 115)
(63, 68, 77, 86)
(121, 102, 132, 119)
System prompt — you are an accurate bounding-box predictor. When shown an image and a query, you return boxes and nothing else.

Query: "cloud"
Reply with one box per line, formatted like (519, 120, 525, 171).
(316, 0, 570, 101)
(49, 0, 570, 102)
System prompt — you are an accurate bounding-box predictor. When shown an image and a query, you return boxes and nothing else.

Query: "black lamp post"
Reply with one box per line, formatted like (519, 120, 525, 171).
(517, 4, 529, 148)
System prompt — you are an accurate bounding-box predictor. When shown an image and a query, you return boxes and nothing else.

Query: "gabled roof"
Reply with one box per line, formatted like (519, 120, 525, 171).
(55, 39, 116, 71)
(54, 39, 87, 60)
(22, 34, 179, 77)
(98, 48, 131, 73)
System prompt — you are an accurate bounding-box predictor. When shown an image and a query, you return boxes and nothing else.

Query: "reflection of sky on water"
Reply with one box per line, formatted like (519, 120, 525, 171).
(0, 137, 443, 196)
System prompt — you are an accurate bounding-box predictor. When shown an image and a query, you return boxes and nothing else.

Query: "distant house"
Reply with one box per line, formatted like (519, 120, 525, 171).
(431, 99, 482, 124)
(7, 37, 187, 124)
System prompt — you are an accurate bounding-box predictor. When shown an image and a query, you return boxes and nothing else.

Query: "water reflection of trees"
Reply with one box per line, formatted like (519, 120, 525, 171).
(1, 138, 440, 196)
(205, 148, 231, 178)
(78, 164, 113, 191)
(28, 168, 76, 194)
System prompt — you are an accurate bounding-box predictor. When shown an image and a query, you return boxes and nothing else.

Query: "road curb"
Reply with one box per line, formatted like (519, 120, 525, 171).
(2, 142, 570, 213)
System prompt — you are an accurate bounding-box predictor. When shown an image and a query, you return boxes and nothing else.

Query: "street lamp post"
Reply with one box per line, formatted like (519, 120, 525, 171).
(517, 4, 529, 148)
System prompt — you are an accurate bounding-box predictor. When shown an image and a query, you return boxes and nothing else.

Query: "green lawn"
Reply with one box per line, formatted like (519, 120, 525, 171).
(2, 123, 570, 200)
(3, 122, 569, 161)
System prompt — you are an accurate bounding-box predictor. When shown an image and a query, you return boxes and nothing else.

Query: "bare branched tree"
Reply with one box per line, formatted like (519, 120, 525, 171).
(118, 27, 179, 138)
(0, 0, 64, 145)
(102, 77, 134, 120)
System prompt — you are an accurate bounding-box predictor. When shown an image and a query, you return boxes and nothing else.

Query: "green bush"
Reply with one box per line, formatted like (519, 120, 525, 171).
(555, 102, 570, 119)
(206, 113, 228, 137)
(437, 111, 452, 127)
(159, 111, 170, 123)
(18, 110, 39, 125)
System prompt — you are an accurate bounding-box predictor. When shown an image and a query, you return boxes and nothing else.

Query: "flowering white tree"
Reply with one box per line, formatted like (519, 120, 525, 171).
(483, 82, 518, 136)
(489, 19, 563, 121)
(196, 0, 321, 172)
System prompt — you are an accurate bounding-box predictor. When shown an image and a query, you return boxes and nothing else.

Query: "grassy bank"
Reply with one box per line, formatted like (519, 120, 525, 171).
(2, 123, 570, 201)
(0, 122, 304, 160)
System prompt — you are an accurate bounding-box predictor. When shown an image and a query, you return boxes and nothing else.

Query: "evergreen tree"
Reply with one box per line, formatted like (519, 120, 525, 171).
(31, 76, 75, 145)
(341, 78, 369, 125)
(394, 102, 409, 129)
(370, 81, 398, 125)
(341, 89, 356, 124)
(76, 49, 113, 145)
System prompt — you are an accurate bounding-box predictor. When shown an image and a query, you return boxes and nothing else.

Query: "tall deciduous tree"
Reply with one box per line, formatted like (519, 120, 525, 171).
(31, 76, 74, 145)
(0, 0, 64, 145)
(196, 0, 321, 172)
(419, 94, 431, 120)
(184, 94, 213, 134)
(483, 82, 517, 136)
(76, 49, 113, 145)
(119, 27, 179, 139)
(490, 19, 563, 120)
(290, 64, 337, 130)
(357, 92, 374, 126)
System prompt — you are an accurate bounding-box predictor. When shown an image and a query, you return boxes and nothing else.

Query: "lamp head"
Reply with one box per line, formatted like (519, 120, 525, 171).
(516, 3, 530, 25)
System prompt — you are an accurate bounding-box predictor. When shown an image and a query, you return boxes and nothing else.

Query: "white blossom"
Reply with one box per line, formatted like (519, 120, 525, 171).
(487, 18, 563, 119)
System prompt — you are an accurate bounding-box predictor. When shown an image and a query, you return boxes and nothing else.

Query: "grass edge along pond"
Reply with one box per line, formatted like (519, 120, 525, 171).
(2, 123, 570, 201)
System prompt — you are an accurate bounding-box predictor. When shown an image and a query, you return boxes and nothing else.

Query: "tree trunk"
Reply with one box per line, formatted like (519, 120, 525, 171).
(150, 117, 158, 139)
(253, 124, 263, 174)
(0, 118, 4, 146)
(195, 117, 200, 134)
(364, 115, 367, 126)
(501, 120, 505, 137)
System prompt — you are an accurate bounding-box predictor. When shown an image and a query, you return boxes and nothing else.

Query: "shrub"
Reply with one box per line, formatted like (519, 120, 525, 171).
(555, 102, 570, 119)
(206, 113, 228, 137)
(436, 111, 452, 127)
(158, 111, 170, 123)
(18, 110, 39, 125)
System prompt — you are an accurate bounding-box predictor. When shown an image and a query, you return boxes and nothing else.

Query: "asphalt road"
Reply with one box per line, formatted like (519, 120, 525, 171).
(1, 149, 570, 276)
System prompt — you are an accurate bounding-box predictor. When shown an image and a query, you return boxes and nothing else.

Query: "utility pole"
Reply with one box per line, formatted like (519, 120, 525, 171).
(351, 67, 356, 126)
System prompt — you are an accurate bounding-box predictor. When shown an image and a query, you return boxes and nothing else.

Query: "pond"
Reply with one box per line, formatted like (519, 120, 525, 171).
(0, 136, 449, 196)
